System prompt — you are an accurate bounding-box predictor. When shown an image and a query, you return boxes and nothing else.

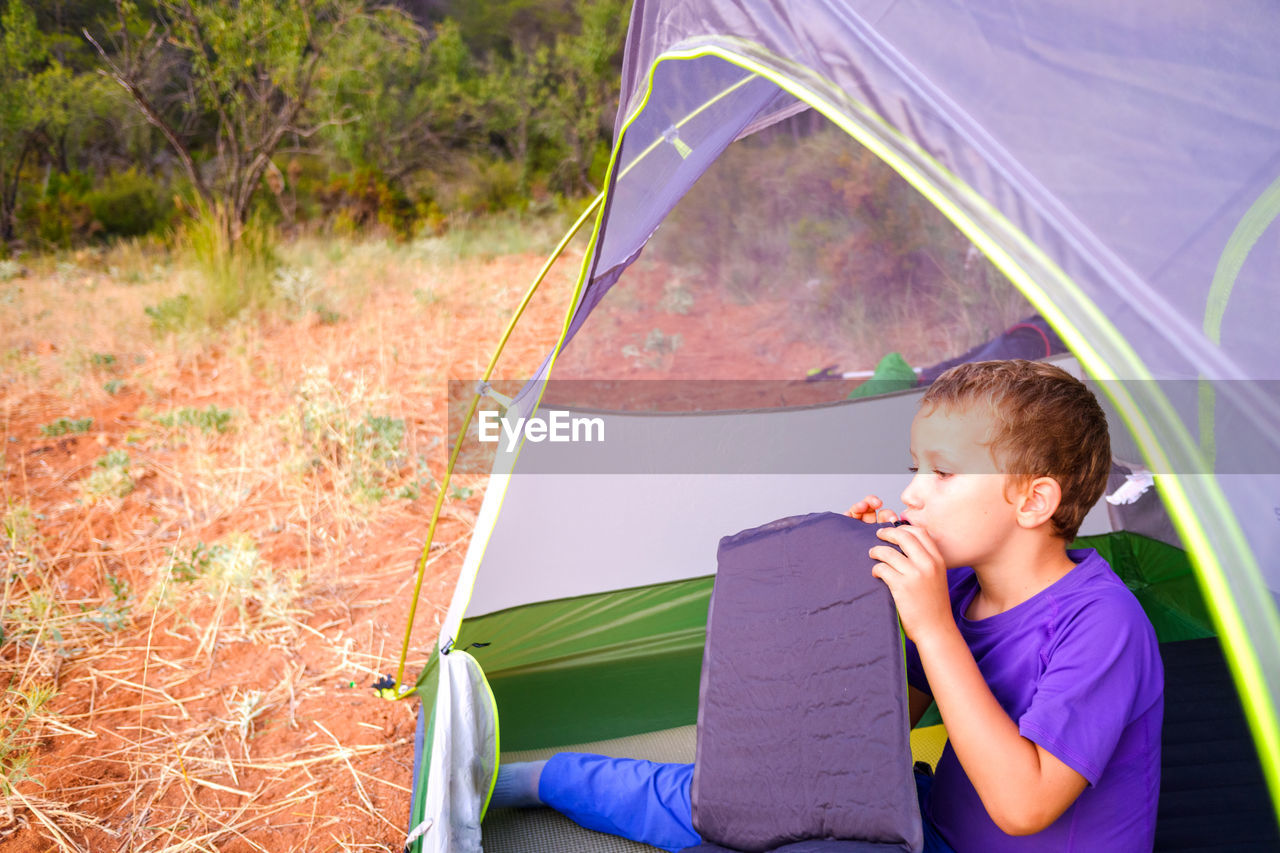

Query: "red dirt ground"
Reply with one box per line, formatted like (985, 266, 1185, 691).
(0, 249, 578, 852)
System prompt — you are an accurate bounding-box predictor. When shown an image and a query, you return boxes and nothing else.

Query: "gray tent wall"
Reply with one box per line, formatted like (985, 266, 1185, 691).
(409, 1, 1280, 847)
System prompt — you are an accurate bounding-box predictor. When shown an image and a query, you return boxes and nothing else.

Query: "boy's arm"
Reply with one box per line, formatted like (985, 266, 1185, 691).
(870, 525, 1088, 836)
(915, 626, 1088, 835)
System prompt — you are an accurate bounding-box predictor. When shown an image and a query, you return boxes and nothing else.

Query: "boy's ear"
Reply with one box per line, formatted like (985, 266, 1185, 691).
(1015, 476, 1064, 530)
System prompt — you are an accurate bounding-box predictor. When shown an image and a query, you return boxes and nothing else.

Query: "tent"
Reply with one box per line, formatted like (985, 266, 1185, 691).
(398, 2, 1280, 850)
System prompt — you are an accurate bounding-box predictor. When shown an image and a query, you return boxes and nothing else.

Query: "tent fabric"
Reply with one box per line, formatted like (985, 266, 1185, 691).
(409, 1, 1280, 846)
(691, 514, 921, 852)
(413, 651, 498, 853)
(549, 0, 1280, 814)
(918, 316, 1066, 384)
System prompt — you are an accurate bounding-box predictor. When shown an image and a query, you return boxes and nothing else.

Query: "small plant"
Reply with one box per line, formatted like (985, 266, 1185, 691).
(155, 536, 301, 643)
(273, 266, 324, 313)
(413, 287, 442, 306)
(40, 417, 93, 437)
(0, 259, 23, 282)
(622, 328, 683, 369)
(222, 688, 270, 744)
(168, 542, 214, 584)
(2, 502, 38, 552)
(314, 304, 343, 325)
(103, 379, 124, 395)
(0, 684, 57, 796)
(658, 278, 695, 315)
(145, 294, 193, 333)
(293, 367, 407, 501)
(81, 573, 132, 631)
(179, 201, 277, 326)
(396, 455, 437, 500)
(89, 352, 117, 368)
(153, 405, 234, 434)
(79, 450, 134, 499)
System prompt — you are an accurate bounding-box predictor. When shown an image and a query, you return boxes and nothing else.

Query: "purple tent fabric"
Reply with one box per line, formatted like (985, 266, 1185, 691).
(689, 513, 922, 853)
(918, 315, 1066, 383)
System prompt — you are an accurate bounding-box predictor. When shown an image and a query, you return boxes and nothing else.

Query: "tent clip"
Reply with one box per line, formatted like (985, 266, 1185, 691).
(661, 125, 692, 159)
(440, 638, 491, 657)
(475, 380, 513, 411)
(372, 673, 411, 700)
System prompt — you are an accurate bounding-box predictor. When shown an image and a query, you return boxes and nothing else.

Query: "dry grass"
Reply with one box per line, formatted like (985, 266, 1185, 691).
(0, 223, 583, 851)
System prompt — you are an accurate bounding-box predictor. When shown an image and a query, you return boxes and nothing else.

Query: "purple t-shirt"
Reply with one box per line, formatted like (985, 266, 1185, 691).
(905, 549, 1163, 852)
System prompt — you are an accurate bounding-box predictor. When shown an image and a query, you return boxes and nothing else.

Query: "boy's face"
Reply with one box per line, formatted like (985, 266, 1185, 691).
(900, 403, 1020, 570)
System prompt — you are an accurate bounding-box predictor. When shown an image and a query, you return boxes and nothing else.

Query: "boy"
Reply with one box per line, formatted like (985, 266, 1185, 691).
(492, 360, 1163, 852)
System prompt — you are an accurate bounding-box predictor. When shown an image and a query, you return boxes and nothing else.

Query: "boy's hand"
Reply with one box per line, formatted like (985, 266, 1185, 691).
(869, 524, 953, 645)
(845, 494, 899, 524)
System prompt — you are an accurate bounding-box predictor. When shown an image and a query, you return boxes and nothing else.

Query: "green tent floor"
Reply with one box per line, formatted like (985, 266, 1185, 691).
(482, 725, 696, 852)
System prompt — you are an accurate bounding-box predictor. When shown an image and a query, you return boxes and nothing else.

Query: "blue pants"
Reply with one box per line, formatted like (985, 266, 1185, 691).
(539, 753, 957, 852)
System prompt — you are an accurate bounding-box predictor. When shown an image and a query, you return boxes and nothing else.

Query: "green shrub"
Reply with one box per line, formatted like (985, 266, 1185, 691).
(317, 169, 416, 237)
(144, 294, 193, 334)
(153, 405, 233, 434)
(0, 260, 24, 281)
(454, 157, 525, 215)
(40, 417, 93, 437)
(175, 200, 278, 328)
(85, 168, 172, 239)
(21, 171, 94, 249)
(0, 684, 56, 796)
(79, 450, 134, 499)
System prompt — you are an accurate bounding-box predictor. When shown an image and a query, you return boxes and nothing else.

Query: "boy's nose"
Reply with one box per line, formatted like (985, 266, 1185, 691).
(900, 477, 922, 510)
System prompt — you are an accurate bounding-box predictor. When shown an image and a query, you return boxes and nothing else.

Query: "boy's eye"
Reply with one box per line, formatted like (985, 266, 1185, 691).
(907, 465, 919, 474)
(935, 470, 952, 480)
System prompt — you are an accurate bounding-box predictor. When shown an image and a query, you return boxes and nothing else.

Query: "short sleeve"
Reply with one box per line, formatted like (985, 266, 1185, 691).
(1018, 595, 1162, 785)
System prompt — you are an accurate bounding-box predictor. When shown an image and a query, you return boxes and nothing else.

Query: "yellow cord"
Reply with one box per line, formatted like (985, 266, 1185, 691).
(384, 194, 605, 699)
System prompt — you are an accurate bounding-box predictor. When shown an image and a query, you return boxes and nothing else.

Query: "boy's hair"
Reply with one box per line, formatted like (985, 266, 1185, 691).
(920, 360, 1110, 540)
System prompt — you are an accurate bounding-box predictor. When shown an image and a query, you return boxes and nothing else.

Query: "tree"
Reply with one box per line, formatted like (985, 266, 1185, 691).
(315, 17, 485, 182)
(528, 0, 625, 195)
(85, 0, 391, 244)
(0, 0, 73, 248)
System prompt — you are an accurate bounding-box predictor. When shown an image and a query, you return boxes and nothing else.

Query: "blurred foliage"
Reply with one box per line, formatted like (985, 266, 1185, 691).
(85, 167, 173, 238)
(0, 0, 629, 256)
(648, 119, 1030, 359)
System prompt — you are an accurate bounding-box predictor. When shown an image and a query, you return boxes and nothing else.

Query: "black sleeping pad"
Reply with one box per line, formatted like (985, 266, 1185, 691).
(1155, 637, 1280, 851)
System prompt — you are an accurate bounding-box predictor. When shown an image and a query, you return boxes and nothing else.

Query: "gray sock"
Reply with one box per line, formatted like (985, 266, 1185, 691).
(489, 760, 547, 809)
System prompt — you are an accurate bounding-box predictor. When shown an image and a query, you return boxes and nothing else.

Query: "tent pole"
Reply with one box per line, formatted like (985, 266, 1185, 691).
(382, 192, 605, 699)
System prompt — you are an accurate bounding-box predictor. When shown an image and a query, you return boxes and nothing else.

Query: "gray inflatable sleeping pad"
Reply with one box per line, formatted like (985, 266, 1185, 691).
(688, 512, 922, 853)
